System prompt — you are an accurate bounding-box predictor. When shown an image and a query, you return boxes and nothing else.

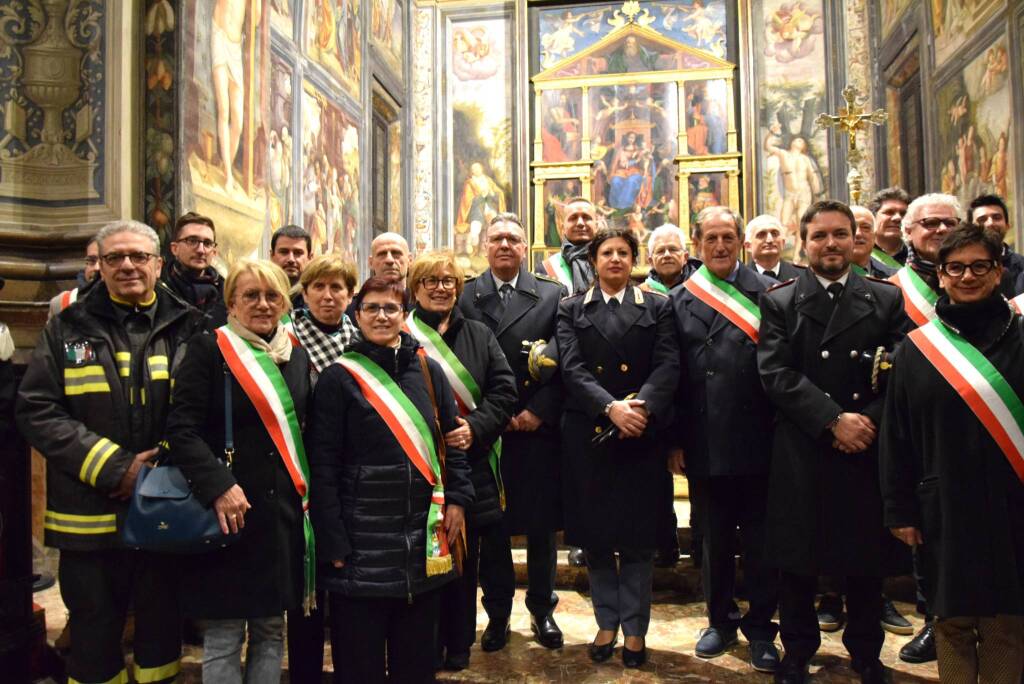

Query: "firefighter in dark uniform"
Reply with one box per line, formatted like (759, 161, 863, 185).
(17, 220, 206, 684)
(757, 201, 911, 684)
(458, 212, 569, 651)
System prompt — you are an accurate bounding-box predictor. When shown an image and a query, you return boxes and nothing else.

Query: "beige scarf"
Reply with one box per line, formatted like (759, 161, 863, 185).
(227, 315, 293, 364)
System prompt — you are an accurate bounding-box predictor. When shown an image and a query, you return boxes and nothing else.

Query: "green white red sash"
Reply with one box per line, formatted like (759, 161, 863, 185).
(852, 263, 868, 276)
(542, 253, 573, 290)
(889, 267, 939, 327)
(280, 313, 299, 347)
(336, 350, 453, 576)
(215, 326, 317, 611)
(59, 287, 79, 311)
(406, 311, 505, 509)
(1010, 294, 1024, 315)
(908, 319, 1024, 484)
(684, 265, 761, 342)
(872, 247, 901, 269)
(644, 276, 670, 294)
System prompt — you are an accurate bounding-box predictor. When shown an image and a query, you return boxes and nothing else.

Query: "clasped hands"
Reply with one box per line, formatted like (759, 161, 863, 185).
(830, 412, 876, 453)
(609, 399, 648, 439)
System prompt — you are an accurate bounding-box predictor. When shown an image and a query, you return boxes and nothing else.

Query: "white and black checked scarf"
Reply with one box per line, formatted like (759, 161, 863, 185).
(291, 308, 357, 375)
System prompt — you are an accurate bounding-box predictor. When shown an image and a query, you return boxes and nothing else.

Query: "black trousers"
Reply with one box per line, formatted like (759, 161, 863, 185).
(482, 529, 558, 619)
(59, 549, 182, 684)
(438, 520, 515, 655)
(780, 572, 883, 665)
(658, 470, 680, 553)
(287, 590, 326, 684)
(329, 590, 440, 684)
(688, 475, 779, 642)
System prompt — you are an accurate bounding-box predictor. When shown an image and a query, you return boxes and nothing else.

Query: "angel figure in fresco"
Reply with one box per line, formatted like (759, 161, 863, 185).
(452, 26, 498, 81)
(764, 2, 821, 63)
(541, 10, 586, 67)
(212, 0, 260, 193)
(608, 132, 653, 210)
(456, 162, 506, 254)
(680, 1, 722, 48)
(981, 44, 1008, 94)
(947, 94, 968, 127)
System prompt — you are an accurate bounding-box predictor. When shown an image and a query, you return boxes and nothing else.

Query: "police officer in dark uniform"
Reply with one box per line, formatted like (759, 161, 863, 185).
(757, 201, 911, 684)
(17, 220, 206, 684)
(459, 213, 568, 651)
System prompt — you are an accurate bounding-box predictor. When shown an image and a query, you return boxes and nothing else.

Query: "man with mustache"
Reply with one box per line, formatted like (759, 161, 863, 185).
(745, 214, 804, 281)
(850, 206, 897, 278)
(758, 200, 911, 684)
(868, 187, 912, 268)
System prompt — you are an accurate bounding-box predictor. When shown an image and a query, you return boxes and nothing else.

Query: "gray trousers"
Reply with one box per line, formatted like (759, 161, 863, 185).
(585, 548, 654, 637)
(202, 616, 284, 684)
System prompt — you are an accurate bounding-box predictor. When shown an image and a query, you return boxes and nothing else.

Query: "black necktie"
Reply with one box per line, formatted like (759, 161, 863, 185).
(764, 270, 777, 280)
(607, 297, 620, 313)
(827, 282, 844, 306)
(499, 283, 513, 307)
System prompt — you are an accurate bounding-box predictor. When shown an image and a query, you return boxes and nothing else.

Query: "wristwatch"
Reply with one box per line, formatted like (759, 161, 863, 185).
(826, 413, 842, 433)
(604, 401, 614, 416)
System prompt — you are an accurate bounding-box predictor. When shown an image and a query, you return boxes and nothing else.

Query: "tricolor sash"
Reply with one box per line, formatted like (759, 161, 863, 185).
(872, 247, 901, 269)
(908, 319, 1024, 484)
(280, 313, 300, 347)
(1010, 294, 1024, 315)
(406, 311, 505, 509)
(542, 253, 574, 291)
(890, 266, 939, 327)
(683, 265, 761, 342)
(216, 326, 317, 612)
(643, 276, 670, 294)
(59, 287, 79, 311)
(851, 263, 868, 276)
(336, 351, 453, 576)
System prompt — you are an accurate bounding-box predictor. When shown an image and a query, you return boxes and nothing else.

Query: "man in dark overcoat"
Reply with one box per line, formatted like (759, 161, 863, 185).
(671, 207, 780, 671)
(458, 212, 569, 650)
(757, 200, 911, 684)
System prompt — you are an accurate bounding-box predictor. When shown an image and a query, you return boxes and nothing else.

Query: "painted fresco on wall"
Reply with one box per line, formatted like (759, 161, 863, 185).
(935, 36, 1014, 227)
(145, 0, 178, 241)
(268, 53, 294, 232)
(543, 179, 582, 247)
(300, 81, 361, 262)
(538, 1, 727, 70)
(0, 0, 105, 206)
(589, 82, 679, 233)
(372, 0, 404, 76)
(448, 16, 514, 272)
(686, 171, 729, 226)
(547, 29, 722, 78)
(389, 119, 402, 231)
(684, 80, 728, 155)
(305, 0, 362, 101)
(932, 0, 1003, 69)
(270, 0, 294, 38)
(752, 0, 828, 257)
(541, 89, 583, 162)
(180, 0, 268, 263)
(880, 0, 913, 38)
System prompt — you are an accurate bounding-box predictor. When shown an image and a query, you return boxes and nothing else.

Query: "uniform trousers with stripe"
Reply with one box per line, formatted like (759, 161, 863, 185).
(58, 549, 181, 684)
(934, 614, 1024, 684)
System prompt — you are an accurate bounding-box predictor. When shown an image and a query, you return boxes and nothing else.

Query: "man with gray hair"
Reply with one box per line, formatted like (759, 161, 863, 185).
(889, 193, 961, 327)
(641, 223, 700, 294)
(17, 219, 207, 684)
(744, 214, 804, 281)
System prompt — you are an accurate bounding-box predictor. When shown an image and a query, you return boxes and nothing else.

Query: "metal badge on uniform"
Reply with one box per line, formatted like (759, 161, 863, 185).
(64, 340, 96, 366)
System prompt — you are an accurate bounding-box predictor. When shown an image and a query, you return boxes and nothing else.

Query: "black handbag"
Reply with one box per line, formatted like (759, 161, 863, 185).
(122, 370, 241, 553)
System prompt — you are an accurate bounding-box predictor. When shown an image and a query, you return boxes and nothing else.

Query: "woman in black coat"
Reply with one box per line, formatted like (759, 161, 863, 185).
(557, 227, 679, 668)
(307, 276, 474, 683)
(167, 260, 311, 683)
(406, 250, 517, 670)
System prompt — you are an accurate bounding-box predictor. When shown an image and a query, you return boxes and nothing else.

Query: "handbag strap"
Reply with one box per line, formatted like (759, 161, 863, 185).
(416, 353, 446, 475)
(223, 364, 234, 466)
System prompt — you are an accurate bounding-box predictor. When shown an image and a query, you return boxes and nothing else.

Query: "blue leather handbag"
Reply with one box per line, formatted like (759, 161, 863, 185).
(122, 370, 240, 553)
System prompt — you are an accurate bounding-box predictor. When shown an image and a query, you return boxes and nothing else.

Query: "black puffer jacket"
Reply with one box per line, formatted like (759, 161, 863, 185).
(307, 333, 474, 599)
(413, 306, 516, 529)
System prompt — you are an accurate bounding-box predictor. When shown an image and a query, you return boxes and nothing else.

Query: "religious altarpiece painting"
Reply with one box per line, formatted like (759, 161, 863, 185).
(529, 1, 740, 265)
(931, 0, 1004, 70)
(371, 0, 405, 79)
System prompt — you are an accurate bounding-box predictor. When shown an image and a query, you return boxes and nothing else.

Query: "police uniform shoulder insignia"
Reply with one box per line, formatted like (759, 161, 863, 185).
(791, 263, 808, 269)
(765, 277, 798, 292)
(0, 323, 13, 362)
(582, 287, 596, 304)
(644, 287, 668, 298)
(535, 273, 562, 285)
(634, 286, 649, 303)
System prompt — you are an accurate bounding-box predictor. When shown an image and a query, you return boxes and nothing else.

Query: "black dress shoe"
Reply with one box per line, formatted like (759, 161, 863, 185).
(568, 547, 587, 567)
(589, 637, 617, 663)
(852, 658, 887, 684)
(899, 621, 936, 663)
(623, 644, 647, 668)
(444, 651, 470, 671)
(531, 614, 564, 649)
(481, 617, 511, 652)
(774, 658, 809, 684)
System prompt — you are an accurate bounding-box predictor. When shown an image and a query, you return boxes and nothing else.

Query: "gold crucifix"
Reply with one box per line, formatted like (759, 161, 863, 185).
(815, 85, 887, 205)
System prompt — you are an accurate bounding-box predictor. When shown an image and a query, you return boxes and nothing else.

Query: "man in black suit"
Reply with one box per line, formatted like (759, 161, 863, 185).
(671, 207, 780, 672)
(851, 206, 897, 278)
(459, 212, 568, 651)
(969, 193, 1024, 296)
(744, 214, 804, 281)
(758, 200, 911, 684)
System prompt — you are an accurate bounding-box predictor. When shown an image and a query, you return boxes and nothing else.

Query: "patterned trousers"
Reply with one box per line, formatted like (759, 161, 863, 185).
(935, 614, 1024, 684)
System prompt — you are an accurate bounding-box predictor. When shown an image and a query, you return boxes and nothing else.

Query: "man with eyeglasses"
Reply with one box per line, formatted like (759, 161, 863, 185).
(744, 215, 804, 281)
(48, 237, 102, 319)
(968, 194, 1024, 297)
(880, 223, 1024, 683)
(641, 223, 699, 294)
(459, 212, 569, 652)
(161, 211, 227, 326)
(536, 196, 597, 295)
(17, 220, 207, 684)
